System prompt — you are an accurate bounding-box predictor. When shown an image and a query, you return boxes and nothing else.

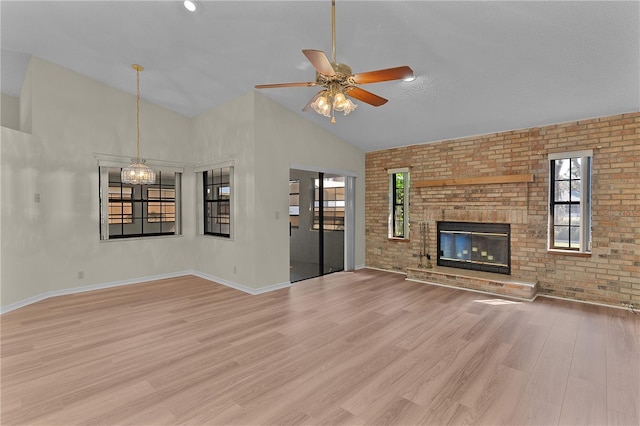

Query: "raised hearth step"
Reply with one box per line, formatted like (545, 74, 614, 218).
(406, 266, 537, 301)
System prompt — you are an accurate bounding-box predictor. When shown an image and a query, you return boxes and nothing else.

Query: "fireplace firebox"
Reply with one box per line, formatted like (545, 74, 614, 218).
(437, 222, 510, 275)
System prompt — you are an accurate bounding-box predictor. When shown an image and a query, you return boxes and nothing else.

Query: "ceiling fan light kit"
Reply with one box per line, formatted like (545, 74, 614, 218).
(255, 0, 413, 123)
(121, 64, 156, 185)
(311, 85, 357, 124)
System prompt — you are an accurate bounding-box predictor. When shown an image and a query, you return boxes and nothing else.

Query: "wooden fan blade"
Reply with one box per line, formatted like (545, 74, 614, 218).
(255, 82, 317, 89)
(302, 49, 336, 76)
(302, 91, 323, 111)
(352, 66, 414, 84)
(345, 87, 388, 107)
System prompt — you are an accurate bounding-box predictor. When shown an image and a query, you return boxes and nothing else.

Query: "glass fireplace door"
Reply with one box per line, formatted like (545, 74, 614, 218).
(437, 222, 510, 274)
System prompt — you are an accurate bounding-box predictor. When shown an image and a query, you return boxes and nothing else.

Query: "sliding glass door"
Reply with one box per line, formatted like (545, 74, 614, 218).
(289, 169, 345, 282)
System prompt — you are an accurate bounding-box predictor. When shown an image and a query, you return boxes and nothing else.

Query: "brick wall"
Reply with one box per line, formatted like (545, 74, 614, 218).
(365, 112, 640, 307)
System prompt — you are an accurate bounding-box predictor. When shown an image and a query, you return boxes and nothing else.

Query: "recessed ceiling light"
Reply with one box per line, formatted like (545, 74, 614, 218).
(183, 0, 200, 13)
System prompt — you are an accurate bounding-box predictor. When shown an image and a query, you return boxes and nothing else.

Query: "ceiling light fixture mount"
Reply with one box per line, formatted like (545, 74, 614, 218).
(121, 64, 156, 185)
(183, 0, 200, 13)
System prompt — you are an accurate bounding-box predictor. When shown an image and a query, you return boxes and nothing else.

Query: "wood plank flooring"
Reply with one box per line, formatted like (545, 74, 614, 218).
(1, 269, 639, 425)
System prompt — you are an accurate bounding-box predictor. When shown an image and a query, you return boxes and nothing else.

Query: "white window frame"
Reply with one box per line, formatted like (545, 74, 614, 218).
(96, 155, 184, 241)
(195, 157, 235, 240)
(548, 150, 592, 253)
(388, 167, 410, 239)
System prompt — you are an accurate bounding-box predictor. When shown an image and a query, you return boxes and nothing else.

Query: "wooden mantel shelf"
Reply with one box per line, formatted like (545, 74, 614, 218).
(415, 174, 534, 188)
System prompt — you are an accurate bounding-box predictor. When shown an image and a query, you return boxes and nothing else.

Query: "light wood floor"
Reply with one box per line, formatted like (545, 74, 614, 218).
(1, 269, 639, 425)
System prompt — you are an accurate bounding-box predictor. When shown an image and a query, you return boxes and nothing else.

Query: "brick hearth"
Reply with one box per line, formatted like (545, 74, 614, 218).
(406, 266, 538, 301)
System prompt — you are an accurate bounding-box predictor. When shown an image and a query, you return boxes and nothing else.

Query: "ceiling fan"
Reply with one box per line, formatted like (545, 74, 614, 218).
(255, 0, 414, 123)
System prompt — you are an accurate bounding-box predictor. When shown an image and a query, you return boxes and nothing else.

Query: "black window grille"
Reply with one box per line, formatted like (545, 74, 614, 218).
(549, 156, 591, 251)
(102, 168, 177, 239)
(203, 167, 231, 237)
(391, 172, 406, 238)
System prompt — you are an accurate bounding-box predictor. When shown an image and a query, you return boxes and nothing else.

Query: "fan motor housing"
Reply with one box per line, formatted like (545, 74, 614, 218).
(316, 62, 353, 86)
(331, 62, 352, 76)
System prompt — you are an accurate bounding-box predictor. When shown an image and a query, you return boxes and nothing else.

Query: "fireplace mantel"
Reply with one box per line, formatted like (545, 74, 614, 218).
(415, 174, 534, 188)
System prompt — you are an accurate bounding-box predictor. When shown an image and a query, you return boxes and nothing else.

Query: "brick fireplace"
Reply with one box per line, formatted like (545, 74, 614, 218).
(365, 113, 640, 307)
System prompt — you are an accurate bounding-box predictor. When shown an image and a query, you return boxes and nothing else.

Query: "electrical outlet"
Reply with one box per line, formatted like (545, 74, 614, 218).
(77, 271, 84, 279)
(34, 193, 41, 203)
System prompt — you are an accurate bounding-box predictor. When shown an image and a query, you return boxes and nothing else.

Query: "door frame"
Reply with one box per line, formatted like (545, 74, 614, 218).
(289, 164, 356, 275)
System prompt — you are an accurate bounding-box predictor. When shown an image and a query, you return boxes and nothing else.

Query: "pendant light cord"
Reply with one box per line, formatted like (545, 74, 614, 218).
(121, 64, 155, 185)
(136, 65, 141, 160)
(132, 63, 144, 161)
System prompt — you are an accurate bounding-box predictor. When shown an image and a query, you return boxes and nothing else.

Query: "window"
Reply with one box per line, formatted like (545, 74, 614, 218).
(549, 151, 592, 252)
(289, 180, 300, 228)
(389, 168, 410, 239)
(100, 167, 181, 239)
(108, 186, 132, 224)
(147, 188, 176, 223)
(203, 167, 232, 237)
(313, 176, 345, 231)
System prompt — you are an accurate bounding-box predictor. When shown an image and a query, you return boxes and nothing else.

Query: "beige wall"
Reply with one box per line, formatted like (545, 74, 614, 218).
(2, 57, 194, 308)
(19, 59, 33, 134)
(190, 92, 258, 288)
(190, 91, 365, 290)
(1, 127, 45, 304)
(1, 93, 20, 130)
(365, 113, 640, 307)
(253, 92, 365, 285)
(1, 57, 365, 309)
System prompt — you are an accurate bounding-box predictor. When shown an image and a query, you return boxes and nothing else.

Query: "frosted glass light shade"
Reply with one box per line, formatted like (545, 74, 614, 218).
(333, 94, 357, 115)
(311, 94, 331, 117)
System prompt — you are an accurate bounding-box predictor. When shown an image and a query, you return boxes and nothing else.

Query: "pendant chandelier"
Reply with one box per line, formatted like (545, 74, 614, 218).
(121, 64, 156, 185)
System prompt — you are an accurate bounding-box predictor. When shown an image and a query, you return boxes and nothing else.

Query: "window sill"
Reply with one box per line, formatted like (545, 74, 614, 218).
(388, 237, 410, 242)
(100, 234, 183, 242)
(547, 249, 591, 257)
(198, 234, 234, 242)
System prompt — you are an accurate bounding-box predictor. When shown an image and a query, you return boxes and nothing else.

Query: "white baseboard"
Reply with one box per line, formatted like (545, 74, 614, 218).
(363, 266, 407, 275)
(2, 269, 629, 314)
(47, 270, 195, 298)
(537, 293, 630, 311)
(1, 293, 51, 315)
(1, 270, 292, 314)
(190, 270, 291, 295)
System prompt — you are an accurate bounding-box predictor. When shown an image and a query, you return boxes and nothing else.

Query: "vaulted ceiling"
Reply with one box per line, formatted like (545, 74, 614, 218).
(2, 1, 638, 152)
